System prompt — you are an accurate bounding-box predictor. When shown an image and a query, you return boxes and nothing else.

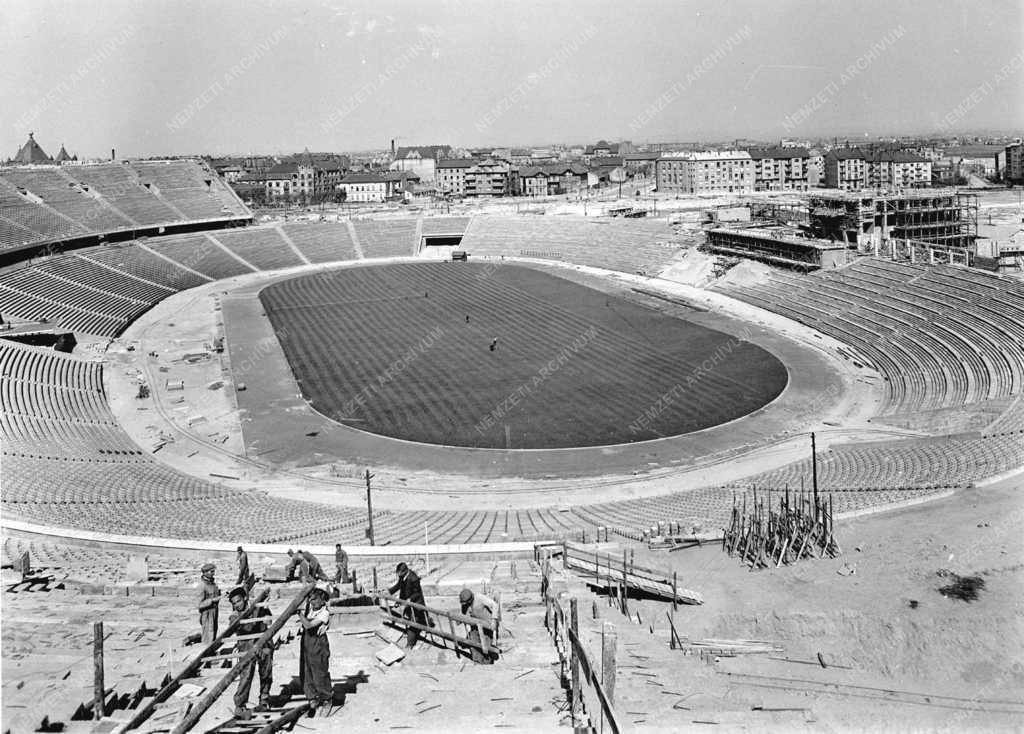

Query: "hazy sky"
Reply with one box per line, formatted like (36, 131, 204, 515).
(2, 0, 1022, 158)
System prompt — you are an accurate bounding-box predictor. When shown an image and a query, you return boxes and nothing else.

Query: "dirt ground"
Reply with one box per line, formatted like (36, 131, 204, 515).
(607, 475, 1024, 732)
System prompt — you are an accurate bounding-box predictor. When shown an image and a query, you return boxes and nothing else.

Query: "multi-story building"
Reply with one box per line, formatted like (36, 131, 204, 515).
(866, 151, 932, 189)
(655, 150, 754, 194)
(806, 149, 824, 188)
(337, 171, 419, 203)
(436, 158, 477, 197)
(389, 145, 453, 183)
(465, 158, 516, 197)
(1005, 141, 1024, 184)
(259, 153, 346, 202)
(517, 163, 589, 197)
(823, 148, 867, 190)
(747, 147, 809, 191)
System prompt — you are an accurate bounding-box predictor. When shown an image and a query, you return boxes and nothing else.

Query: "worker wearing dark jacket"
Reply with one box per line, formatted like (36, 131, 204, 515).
(387, 562, 427, 647)
(197, 563, 221, 643)
(236, 546, 253, 588)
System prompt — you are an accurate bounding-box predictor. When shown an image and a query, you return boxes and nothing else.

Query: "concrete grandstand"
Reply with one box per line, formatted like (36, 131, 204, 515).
(2, 208, 1023, 551)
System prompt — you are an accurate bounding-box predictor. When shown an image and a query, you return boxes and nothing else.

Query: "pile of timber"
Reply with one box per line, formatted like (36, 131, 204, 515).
(723, 487, 840, 568)
(560, 542, 703, 605)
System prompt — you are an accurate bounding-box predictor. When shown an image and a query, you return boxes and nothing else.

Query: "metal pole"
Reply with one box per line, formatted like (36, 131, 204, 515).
(365, 469, 375, 546)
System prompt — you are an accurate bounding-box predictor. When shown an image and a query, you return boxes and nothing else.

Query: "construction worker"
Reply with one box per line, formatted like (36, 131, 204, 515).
(301, 550, 329, 582)
(284, 548, 311, 585)
(387, 562, 427, 648)
(297, 584, 333, 718)
(333, 544, 350, 585)
(459, 587, 499, 664)
(236, 546, 253, 588)
(228, 586, 273, 719)
(196, 563, 221, 643)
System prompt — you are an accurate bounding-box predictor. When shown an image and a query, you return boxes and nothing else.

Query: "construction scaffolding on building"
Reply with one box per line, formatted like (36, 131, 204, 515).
(808, 190, 978, 249)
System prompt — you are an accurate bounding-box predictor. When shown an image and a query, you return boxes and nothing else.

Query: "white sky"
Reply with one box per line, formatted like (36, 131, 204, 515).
(2, 0, 1022, 158)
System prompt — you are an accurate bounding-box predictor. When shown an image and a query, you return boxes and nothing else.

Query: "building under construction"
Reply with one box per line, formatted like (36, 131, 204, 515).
(808, 189, 978, 248)
(705, 227, 848, 270)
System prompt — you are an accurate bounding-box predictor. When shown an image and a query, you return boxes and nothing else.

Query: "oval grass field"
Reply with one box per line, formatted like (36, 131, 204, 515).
(259, 262, 788, 449)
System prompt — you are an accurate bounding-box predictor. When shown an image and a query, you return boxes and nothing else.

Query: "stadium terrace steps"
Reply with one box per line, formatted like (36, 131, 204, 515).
(0, 160, 251, 253)
(82, 243, 208, 290)
(351, 218, 418, 258)
(713, 258, 1024, 415)
(1, 235, 1023, 544)
(461, 215, 680, 275)
(147, 233, 257, 279)
(420, 216, 471, 236)
(212, 227, 305, 270)
(282, 221, 359, 263)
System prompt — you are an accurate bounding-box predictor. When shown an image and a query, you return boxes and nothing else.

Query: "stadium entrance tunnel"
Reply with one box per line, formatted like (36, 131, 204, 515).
(422, 234, 464, 247)
(255, 262, 789, 450)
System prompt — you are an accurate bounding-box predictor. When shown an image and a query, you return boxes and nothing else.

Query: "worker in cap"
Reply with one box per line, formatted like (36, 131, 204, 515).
(228, 585, 274, 718)
(197, 563, 221, 643)
(459, 587, 499, 664)
(297, 583, 332, 717)
(387, 561, 427, 648)
(236, 546, 253, 589)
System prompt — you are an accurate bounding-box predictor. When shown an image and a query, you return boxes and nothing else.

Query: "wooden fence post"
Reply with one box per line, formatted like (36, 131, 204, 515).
(621, 550, 629, 615)
(602, 622, 617, 707)
(570, 598, 580, 722)
(93, 622, 104, 720)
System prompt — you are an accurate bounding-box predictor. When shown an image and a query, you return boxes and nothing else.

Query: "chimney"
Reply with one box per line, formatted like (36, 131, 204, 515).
(111, 148, 116, 161)
(391, 139, 396, 156)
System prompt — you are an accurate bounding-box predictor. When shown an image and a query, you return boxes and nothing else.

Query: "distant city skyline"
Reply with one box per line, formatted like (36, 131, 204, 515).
(2, 0, 1022, 159)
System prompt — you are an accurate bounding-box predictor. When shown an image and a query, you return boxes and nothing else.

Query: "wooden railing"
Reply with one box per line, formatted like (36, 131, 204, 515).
(375, 592, 501, 658)
(539, 549, 622, 734)
(558, 541, 703, 606)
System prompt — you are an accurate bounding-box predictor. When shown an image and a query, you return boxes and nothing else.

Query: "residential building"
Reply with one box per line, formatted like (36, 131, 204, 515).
(807, 149, 824, 188)
(517, 163, 589, 196)
(258, 153, 344, 202)
(389, 144, 453, 183)
(338, 171, 419, 203)
(865, 150, 932, 189)
(823, 148, 867, 190)
(465, 158, 516, 197)
(436, 158, 477, 197)
(655, 150, 754, 194)
(747, 147, 810, 191)
(1005, 141, 1023, 184)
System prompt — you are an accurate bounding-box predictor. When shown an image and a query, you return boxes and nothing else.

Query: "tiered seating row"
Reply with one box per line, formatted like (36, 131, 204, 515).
(352, 218, 419, 258)
(147, 234, 256, 280)
(78, 247, 206, 291)
(0, 161, 250, 252)
(213, 227, 304, 271)
(714, 258, 1024, 415)
(462, 215, 680, 275)
(281, 222, 359, 263)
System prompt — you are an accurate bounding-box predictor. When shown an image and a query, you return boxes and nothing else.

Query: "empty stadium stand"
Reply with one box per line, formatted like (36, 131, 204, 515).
(0, 160, 251, 256)
(2, 222, 1024, 545)
(462, 215, 681, 275)
(352, 218, 419, 258)
(713, 258, 1024, 415)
